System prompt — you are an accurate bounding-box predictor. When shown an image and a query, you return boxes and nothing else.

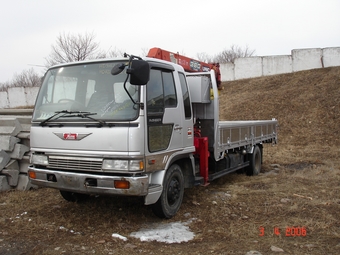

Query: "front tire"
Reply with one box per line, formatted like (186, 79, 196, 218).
(152, 164, 184, 219)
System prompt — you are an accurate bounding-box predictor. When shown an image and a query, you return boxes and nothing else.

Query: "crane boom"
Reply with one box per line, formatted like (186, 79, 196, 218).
(147, 47, 222, 89)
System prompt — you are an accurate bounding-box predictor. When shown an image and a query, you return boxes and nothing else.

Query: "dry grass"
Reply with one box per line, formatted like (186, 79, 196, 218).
(1, 67, 340, 254)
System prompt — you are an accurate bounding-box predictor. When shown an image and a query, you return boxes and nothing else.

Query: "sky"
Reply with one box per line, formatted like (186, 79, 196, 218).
(1, 0, 339, 82)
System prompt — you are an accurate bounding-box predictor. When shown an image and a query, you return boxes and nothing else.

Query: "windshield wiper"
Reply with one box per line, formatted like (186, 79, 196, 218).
(39, 110, 70, 126)
(39, 110, 108, 127)
(75, 112, 108, 127)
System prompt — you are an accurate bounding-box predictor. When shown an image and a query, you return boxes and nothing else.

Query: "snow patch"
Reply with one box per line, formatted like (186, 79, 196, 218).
(111, 233, 128, 241)
(130, 219, 195, 243)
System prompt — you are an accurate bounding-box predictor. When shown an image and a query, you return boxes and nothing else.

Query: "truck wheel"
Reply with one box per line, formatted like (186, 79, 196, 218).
(246, 145, 262, 176)
(59, 190, 89, 203)
(151, 164, 184, 219)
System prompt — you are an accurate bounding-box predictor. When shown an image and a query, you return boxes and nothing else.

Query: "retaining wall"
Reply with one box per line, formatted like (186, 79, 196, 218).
(1, 47, 339, 108)
(0, 86, 39, 109)
(221, 47, 340, 81)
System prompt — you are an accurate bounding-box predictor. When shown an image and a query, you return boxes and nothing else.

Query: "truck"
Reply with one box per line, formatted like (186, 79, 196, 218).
(28, 48, 278, 218)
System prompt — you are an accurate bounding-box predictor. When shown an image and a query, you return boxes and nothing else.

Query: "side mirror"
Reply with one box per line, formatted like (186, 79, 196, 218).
(127, 60, 150, 85)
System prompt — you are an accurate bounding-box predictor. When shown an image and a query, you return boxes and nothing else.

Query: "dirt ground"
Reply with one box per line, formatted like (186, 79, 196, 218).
(0, 67, 339, 255)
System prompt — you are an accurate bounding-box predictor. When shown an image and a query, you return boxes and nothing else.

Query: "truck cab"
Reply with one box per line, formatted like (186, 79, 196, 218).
(29, 56, 196, 218)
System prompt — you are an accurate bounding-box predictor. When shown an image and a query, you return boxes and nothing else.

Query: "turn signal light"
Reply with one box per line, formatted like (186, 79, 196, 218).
(28, 171, 36, 179)
(114, 180, 130, 189)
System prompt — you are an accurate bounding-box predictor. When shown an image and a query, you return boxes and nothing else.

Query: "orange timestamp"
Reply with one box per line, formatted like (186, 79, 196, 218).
(259, 226, 307, 237)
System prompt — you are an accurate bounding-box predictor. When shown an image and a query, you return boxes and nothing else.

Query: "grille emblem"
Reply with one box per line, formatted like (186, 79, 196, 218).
(53, 132, 92, 140)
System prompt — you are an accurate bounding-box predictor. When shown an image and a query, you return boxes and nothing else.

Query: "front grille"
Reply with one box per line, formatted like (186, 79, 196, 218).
(48, 156, 103, 172)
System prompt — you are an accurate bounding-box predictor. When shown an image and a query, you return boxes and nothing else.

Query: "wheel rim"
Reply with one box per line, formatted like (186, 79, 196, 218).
(167, 177, 181, 206)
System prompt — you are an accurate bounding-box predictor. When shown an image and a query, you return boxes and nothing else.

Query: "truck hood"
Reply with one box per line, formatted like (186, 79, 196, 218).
(30, 125, 143, 156)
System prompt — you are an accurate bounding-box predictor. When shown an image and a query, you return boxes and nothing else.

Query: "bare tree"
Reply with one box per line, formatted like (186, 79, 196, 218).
(105, 47, 125, 58)
(45, 32, 103, 67)
(0, 81, 11, 92)
(214, 45, 256, 64)
(140, 47, 151, 57)
(12, 68, 41, 87)
(196, 52, 214, 63)
(0, 69, 41, 91)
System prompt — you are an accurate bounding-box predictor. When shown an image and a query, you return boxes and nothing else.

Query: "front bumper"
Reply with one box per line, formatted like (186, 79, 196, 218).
(28, 167, 149, 196)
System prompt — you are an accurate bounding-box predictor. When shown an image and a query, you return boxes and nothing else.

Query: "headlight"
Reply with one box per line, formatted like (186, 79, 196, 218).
(102, 159, 144, 171)
(31, 154, 49, 165)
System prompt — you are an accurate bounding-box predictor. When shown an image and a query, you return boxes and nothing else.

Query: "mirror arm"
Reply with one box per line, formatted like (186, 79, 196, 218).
(123, 68, 144, 110)
(121, 53, 145, 110)
(124, 52, 142, 61)
(123, 80, 144, 110)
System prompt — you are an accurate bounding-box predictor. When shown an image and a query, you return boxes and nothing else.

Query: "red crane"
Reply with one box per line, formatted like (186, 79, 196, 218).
(147, 47, 222, 89)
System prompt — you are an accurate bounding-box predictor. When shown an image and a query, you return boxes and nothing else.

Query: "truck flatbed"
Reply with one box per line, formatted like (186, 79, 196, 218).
(217, 119, 277, 153)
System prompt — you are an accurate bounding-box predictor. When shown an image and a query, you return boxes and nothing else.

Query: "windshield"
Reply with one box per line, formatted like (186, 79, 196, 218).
(32, 61, 140, 122)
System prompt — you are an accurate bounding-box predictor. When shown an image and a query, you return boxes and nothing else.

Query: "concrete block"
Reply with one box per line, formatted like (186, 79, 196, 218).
(17, 132, 30, 148)
(7, 87, 26, 108)
(235, 57, 263, 80)
(0, 135, 20, 151)
(0, 175, 11, 191)
(17, 132, 30, 140)
(292, 48, 323, 72)
(0, 118, 23, 136)
(0, 91, 9, 108)
(220, 62, 235, 81)
(15, 116, 32, 132)
(16, 174, 38, 191)
(5, 159, 19, 170)
(25, 86, 39, 107)
(0, 150, 11, 170)
(8, 143, 30, 160)
(322, 47, 340, 67)
(1, 169, 19, 186)
(19, 156, 30, 174)
(262, 55, 292, 76)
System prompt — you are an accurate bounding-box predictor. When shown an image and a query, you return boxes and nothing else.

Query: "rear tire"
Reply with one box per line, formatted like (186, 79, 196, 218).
(59, 190, 89, 203)
(152, 164, 184, 219)
(246, 145, 262, 176)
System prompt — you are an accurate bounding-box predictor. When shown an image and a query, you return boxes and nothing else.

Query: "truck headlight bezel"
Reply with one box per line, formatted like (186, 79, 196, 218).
(102, 159, 144, 171)
(31, 154, 49, 165)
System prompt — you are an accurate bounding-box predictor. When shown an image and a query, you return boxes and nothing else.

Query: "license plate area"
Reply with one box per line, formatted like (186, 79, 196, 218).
(61, 175, 80, 187)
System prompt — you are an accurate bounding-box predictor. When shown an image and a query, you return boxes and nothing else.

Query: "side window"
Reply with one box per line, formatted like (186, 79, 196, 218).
(147, 68, 177, 152)
(163, 71, 177, 107)
(178, 73, 192, 119)
(147, 69, 164, 112)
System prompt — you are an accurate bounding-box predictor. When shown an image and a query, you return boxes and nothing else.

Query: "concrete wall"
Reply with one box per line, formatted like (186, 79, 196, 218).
(0, 91, 9, 108)
(234, 57, 263, 80)
(1, 47, 339, 109)
(262, 55, 292, 76)
(220, 47, 340, 82)
(219, 62, 234, 81)
(292, 48, 323, 72)
(323, 47, 340, 67)
(1, 86, 39, 109)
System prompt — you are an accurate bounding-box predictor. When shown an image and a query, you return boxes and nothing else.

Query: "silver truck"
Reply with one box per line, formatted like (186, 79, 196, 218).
(28, 53, 277, 218)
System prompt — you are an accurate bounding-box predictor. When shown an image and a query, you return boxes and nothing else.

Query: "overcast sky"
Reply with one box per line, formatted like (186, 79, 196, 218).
(1, 0, 339, 82)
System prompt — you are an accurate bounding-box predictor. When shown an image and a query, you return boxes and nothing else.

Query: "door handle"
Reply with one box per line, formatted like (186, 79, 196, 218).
(174, 125, 182, 130)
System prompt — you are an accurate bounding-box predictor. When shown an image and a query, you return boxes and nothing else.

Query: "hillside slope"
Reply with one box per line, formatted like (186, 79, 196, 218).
(219, 67, 340, 165)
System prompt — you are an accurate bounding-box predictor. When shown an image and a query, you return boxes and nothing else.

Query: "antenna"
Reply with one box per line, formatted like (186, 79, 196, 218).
(28, 64, 45, 68)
